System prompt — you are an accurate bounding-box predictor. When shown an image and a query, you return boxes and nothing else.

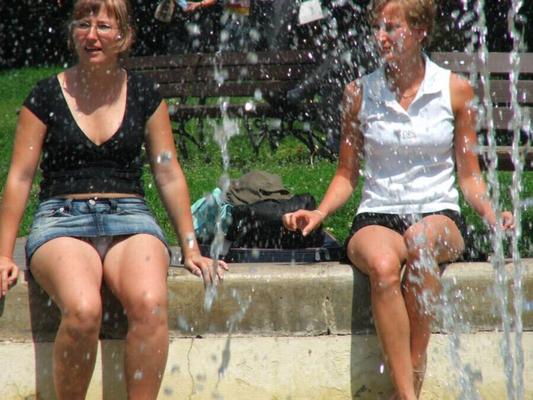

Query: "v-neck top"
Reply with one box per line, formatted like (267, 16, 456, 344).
(23, 71, 162, 200)
(356, 55, 459, 214)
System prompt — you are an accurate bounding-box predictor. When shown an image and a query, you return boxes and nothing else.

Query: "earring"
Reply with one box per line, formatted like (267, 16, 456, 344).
(117, 34, 123, 40)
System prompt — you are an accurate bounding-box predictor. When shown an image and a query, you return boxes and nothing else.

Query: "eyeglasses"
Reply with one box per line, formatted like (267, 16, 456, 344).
(371, 23, 407, 37)
(72, 20, 118, 35)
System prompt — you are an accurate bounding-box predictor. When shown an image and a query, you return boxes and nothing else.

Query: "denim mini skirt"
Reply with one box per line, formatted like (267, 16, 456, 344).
(25, 197, 169, 265)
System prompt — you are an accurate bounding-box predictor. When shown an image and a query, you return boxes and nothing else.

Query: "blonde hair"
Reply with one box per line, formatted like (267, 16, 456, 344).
(369, 0, 436, 47)
(68, 0, 135, 56)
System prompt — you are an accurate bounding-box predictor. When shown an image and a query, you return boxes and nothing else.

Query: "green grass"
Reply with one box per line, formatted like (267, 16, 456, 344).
(1, 67, 532, 257)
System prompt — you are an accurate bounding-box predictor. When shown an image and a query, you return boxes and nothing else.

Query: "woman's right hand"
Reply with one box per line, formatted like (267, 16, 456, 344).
(184, 2, 203, 12)
(0, 256, 19, 298)
(282, 209, 325, 237)
(183, 251, 228, 287)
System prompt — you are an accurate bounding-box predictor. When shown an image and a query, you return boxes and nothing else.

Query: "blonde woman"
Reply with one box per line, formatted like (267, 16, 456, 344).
(0, 0, 226, 398)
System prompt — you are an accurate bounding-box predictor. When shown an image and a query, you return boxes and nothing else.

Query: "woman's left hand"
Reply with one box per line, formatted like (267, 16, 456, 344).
(184, 2, 202, 12)
(487, 211, 515, 231)
(500, 211, 514, 230)
(183, 251, 229, 286)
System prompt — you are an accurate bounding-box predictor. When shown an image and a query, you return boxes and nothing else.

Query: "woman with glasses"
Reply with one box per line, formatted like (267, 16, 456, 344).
(283, 0, 513, 399)
(0, 0, 226, 398)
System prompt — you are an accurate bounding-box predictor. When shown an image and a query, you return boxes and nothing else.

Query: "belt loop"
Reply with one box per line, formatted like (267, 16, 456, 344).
(64, 198, 73, 212)
(109, 198, 118, 212)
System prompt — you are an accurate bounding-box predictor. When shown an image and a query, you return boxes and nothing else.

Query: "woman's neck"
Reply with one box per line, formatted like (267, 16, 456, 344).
(385, 53, 426, 96)
(74, 62, 124, 90)
(63, 63, 126, 107)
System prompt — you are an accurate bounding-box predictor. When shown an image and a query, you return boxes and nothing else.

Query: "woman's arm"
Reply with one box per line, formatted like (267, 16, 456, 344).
(145, 100, 227, 284)
(185, 0, 217, 12)
(283, 81, 364, 236)
(0, 108, 47, 296)
(452, 73, 513, 229)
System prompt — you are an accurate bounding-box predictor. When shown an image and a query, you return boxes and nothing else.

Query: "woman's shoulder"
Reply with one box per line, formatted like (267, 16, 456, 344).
(126, 70, 163, 117)
(449, 72, 475, 113)
(344, 79, 362, 98)
(24, 74, 61, 111)
(449, 71, 473, 93)
(31, 74, 61, 94)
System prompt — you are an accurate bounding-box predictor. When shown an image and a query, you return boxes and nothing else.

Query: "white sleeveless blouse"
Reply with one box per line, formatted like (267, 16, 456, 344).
(357, 56, 460, 214)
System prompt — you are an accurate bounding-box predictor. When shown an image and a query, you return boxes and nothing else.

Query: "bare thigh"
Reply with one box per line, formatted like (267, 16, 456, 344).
(404, 215, 465, 264)
(346, 225, 408, 275)
(30, 237, 103, 312)
(102, 234, 169, 308)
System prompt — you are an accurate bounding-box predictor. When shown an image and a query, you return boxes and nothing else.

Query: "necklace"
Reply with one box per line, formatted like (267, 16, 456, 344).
(399, 90, 417, 99)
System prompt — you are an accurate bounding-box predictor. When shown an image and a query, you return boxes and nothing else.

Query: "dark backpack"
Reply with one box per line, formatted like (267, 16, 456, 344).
(225, 194, 324, 249)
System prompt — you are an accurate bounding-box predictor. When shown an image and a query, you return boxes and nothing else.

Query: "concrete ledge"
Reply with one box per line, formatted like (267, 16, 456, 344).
(1, 238, 532, 399)
(1, 257, 532, 341)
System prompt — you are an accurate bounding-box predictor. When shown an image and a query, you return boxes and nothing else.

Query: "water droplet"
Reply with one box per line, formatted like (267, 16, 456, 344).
(186, 233, 195, 249)
(171, 364, 180, 374)
(251, 248, 260, 259)
(244, 101, 254, 112)
(164, 387, 174, 396)
(157, 150, 172, 164)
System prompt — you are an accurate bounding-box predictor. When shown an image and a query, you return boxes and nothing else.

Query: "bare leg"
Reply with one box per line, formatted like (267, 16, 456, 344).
(346, 226, 416, 400)
(402, 215, 465, 397)
(30, 238, 103, 400)
(103, 234, 170, 400)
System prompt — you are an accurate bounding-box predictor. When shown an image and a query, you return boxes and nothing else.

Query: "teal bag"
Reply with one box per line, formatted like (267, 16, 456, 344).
(191, 188, 233, 243)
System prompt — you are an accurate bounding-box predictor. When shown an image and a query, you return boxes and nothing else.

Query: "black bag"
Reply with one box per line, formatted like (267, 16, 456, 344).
(225, 194, 325, 249)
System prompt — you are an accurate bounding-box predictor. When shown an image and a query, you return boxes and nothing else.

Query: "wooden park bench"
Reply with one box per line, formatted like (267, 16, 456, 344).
(431, 51, 532, 171)
(124, 50, 532, 170)
(123, 50, 327, 159)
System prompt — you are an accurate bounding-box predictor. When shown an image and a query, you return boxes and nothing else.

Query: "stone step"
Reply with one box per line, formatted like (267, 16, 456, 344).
(2, 238, 532, 341)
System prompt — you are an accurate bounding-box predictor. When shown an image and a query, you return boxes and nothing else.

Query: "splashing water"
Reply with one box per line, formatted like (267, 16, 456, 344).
(431, 2, 528, 398)
(156, 150, 172, 164)
(203, 63, 241, 313)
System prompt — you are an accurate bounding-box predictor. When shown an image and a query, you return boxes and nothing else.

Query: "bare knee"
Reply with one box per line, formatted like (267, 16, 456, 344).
(366, 254, 402, 292)
(126, 291, 168, 330)
(62, 300, 102, 340)
(403, 225, 434, 259)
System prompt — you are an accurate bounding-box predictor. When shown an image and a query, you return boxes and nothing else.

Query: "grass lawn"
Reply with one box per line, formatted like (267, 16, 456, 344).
(1, 67, 532, 257)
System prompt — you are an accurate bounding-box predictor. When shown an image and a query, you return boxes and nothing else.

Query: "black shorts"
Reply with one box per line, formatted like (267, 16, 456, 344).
(348, 209, 467, 240)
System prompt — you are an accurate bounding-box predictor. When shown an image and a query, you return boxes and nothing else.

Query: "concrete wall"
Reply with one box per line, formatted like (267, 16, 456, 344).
(1, 333, 532, 400)
(0, 239, 532, 399)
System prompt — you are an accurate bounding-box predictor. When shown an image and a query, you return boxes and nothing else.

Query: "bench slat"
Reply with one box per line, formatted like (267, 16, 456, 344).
(478, 146, 533, 170)
(142, 64, 316, 84)
(159, 81, 295, 98)
(432, 52, 533, 74)
(487, 106, 533, 130)
(168, 102, 319, 119)
(123, 50, 319, 70)
(475, 80, 533, 105)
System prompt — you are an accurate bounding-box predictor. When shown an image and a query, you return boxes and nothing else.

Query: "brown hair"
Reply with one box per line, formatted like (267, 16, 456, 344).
(68, 0, 135, 56)
(369, 0, 436, 47)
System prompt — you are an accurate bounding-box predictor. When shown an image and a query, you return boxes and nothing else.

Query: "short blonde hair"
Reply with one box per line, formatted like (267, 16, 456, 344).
(68, 0, 135, 56)
(369, 0, 436, 47)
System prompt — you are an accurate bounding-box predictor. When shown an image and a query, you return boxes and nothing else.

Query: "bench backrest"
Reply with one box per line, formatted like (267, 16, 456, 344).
(122, 50, 318, 99)
(431, 52, 533, 131)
